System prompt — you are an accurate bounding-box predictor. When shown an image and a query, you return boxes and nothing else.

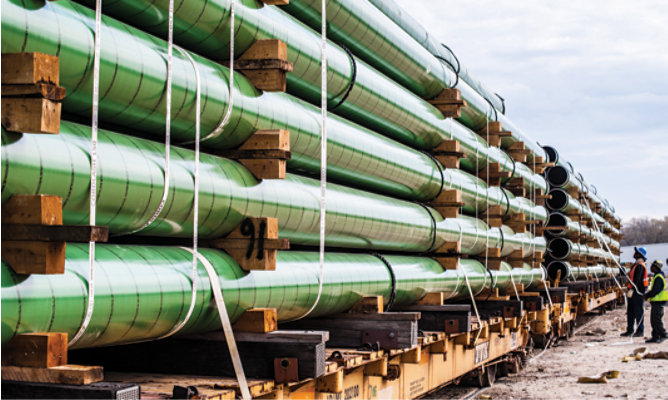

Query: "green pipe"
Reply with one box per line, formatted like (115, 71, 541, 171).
(547, 237, 615, 263)
(61, 0, 547, 195)
(281, 0, 547, 162)
(1, 0, 453, 202)
(546, 189, 619, 237)
(364, 0, 505, 113)
(1, 244, 545, 349)
(546, 212, 619, 249)
(543, 146, 618, 221)
(447, 169, 547, 224)
(1, 125, 545, 256)
(546, 261, 618, 281)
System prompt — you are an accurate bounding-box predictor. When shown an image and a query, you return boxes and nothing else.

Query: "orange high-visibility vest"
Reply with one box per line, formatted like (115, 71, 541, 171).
(628, 263, 649, 289)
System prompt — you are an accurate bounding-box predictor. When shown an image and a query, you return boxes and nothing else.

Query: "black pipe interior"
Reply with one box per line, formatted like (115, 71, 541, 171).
(546, 189, 568, 211)
(546, 166, 569, 187)
(548, 237, 571, 260)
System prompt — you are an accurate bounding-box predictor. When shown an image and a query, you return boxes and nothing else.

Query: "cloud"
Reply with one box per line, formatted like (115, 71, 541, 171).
(394, 0, 668, 220)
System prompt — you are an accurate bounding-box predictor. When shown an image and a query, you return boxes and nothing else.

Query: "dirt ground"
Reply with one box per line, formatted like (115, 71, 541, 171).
(428, 304, 668, 400)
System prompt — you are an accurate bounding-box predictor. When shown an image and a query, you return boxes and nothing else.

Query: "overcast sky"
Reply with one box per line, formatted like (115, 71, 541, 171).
(394, 0, 668, 221)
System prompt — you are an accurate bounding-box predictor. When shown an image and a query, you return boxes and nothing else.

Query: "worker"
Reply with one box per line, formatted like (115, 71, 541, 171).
(644, 260, 668, 343)
(621, 246, 649, 337)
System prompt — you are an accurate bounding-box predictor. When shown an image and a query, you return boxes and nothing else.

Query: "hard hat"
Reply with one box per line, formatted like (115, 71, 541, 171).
(651, 260, 663, 270)
(634, 246, 647, 259)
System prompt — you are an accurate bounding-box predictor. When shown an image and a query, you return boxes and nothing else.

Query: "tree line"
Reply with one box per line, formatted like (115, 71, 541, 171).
(621, 216, 668, 246)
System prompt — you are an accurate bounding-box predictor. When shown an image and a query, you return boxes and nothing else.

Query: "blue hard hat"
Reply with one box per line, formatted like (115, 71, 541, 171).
(634, 246, 647, 259)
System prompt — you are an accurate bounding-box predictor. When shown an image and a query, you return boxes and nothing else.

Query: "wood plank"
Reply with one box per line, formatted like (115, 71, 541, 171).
(2, 53, 60, 85)
(1, 240, 66, 274)
(233, 308, 278, 333)
(2, 333, 67, 368)
(1, 365, 103, 385)
(1, 97, 61, 134)
(2, 83, 66, 101)
(2, 194, 62, 225)
(349, 295, 384, 313)
(2, 224, 109, 242)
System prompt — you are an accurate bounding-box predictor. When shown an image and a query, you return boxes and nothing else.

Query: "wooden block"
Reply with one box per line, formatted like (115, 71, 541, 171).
(239, 158, 286, 179)
(240, 39, 287, 62)
(233, 308, 278, 333)
(1, 365, 103, 385)
(432, 139, 464, 168)
(211, 217, 287, 271)
(435, 241, 460, 254)
(434, 256, 458, 270)
(233, 40, 292, 92)
(485, 247, 502, 258)
(2, 53, 59, 85)
(2, 83, 66, 101)
(261, 0, 290, 4)
(2, 194, 63, 225)
(349, 296, 384, 313)
(315, 369, 343, 394)
(2, 333, 68, 368)
(239, 129, 290, 151)
(431, 189, 464, 218)
(240, 69, 288, 92)
(2, 97, 61, 134)
(416, 292, 445, 306)
(1, 241, 66, 274)
(428, 89, 467, 118)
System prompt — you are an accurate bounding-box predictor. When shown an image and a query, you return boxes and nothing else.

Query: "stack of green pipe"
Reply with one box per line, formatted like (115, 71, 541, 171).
(547, 237, 616, 263)
(546, 188, 618, 237)
(546, 212, 620, 249)
(32, 0, 548, 196)
(545, 260, 617, 281)
(543, 146, 618, 223)
(280, 0, 547, 161)
(1, 244, 545, 349)
(364, 0, 505, 113)
(1, 124, 545, 256)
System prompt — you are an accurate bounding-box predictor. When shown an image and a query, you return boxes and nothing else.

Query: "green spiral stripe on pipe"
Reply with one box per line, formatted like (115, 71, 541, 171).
(1, 124, 545, 255)
(1, 244, 545, 349)
(364, 0, 505, 113)
(546, 212, 619, 249)
(53, 0, 547, 195)
(280, 0, 547, 161)
(1, 0, 456, 202)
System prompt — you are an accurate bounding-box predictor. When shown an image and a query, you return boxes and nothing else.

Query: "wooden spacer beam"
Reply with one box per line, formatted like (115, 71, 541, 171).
(428, 88, 468, 118)
(216, 129, 290, 179)
(208, 217, 289, 271)
(228, 40, 294, 92)
(233, 308, 278, 333)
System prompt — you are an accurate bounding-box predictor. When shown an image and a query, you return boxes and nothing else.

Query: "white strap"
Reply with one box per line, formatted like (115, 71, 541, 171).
(199, 0, 236, 142)
(157, 45, 202, 340)
(460, 263, 483, 346)
(292, 0, 328, 321)
(70, 0, 103, 346)
(181, 248, 251, 400)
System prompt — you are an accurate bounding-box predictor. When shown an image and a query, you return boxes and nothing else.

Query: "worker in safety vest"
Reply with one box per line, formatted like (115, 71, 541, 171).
(621, 246, 648, 337)
(644, 260, 668, 343)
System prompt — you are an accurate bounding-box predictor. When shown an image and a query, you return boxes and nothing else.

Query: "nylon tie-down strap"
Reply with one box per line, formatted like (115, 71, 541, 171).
(181, 248, 251, 400)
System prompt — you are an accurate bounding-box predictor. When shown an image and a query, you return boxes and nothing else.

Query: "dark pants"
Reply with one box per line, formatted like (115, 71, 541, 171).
(650, 301, 667, 339)
(626, 293, 644, 334)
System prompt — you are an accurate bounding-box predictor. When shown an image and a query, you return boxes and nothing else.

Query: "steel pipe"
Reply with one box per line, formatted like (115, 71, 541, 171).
(61, 0, 548, 195)
(1, 125, 545, 256)
(1, 244, 545, 349)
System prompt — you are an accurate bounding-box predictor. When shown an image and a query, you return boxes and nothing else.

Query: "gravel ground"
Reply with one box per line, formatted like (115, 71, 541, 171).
(424, 303, 668, 400)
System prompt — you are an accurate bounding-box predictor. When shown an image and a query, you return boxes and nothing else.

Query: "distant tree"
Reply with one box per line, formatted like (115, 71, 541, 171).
(621, 216, 668, 246)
